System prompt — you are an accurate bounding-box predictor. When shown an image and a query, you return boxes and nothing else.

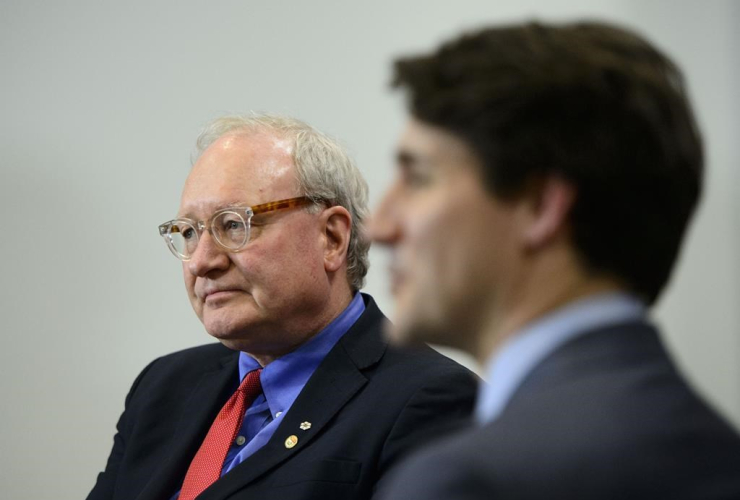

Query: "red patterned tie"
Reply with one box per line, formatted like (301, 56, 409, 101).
(179, 368, 263, 500)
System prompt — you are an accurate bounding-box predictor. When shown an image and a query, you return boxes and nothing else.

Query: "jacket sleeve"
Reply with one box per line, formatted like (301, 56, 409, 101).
(85, 358, 160, 500)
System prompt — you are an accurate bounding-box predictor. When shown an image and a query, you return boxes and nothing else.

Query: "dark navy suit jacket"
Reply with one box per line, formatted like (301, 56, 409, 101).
(380, 321, 740, 499)
(87, 295, 477, 500)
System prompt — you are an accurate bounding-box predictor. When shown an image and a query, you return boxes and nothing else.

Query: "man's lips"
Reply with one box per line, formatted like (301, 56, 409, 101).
(202, 289, 243, 302)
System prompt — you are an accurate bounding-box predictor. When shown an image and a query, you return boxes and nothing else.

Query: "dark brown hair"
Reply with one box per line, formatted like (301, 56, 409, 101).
(394, 21, 703, 304)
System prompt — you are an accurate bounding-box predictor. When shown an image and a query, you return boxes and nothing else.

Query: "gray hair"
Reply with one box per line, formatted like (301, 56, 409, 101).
(194, 113, 370, 291)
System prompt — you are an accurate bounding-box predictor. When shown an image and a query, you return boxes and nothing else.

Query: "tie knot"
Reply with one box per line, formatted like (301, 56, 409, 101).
(239, 368, 262, 398)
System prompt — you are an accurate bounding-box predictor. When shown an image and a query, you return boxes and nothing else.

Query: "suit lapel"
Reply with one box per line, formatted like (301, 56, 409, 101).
(136, 352, 240, 500)
(199, 295, 388, 500)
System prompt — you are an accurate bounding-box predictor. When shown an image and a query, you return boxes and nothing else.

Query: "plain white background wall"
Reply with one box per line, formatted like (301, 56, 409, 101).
(1, 1, 738, 498)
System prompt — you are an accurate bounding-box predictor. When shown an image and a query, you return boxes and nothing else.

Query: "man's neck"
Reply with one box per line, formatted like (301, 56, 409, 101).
(248, 287, 355, 367)
(475, 271, 624, 365)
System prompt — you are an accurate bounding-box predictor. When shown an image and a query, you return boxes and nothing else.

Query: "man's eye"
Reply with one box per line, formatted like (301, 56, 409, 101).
(221, 219, 245, 232)
(181, 227, 196, 240)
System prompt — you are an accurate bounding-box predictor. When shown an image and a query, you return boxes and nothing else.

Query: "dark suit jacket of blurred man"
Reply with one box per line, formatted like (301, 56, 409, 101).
(380, 319, 740, 500)
(87, 295, 477, 500)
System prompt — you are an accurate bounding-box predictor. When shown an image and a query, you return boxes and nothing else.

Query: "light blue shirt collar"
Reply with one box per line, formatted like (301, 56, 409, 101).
(475, 292, 646, 425)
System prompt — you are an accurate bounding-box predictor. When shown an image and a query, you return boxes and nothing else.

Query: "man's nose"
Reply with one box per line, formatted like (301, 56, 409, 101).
(367, 185, 402, 246)
(187, 230, 230, 277)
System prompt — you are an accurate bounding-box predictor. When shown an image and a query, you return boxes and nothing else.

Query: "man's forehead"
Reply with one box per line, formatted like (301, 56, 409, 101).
(396, 119, 480, 172)
(177, 134, 299, 217)
(197, 133, 294, 173)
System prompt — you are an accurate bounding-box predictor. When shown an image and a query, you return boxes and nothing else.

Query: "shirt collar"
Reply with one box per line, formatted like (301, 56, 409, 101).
(238, 292, 365, 421)
(475, 291, 646, 425)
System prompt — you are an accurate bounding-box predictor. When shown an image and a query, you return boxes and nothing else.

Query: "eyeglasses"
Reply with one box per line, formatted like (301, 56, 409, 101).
(158, 196, 314, 260)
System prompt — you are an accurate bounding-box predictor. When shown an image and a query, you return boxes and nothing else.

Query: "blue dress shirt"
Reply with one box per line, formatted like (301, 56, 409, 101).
(172, 293, 365, 499)
(475, 292, 646, 425)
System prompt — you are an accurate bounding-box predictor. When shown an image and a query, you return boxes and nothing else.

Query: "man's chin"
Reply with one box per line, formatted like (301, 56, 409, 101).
(203, 318, 248, 341)
(387, 310, 439, 347)
(383, 318, 419, 346)
(212, 336, 248, 351)
(204, 327, 257, 352)
(390, 297, 463, 349)
(201, 305, 259, 337)
(202, 315, 272, 352)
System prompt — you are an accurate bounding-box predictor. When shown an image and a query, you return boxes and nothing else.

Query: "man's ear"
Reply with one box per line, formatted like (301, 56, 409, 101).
(521, 176, 577, 251)
(321, 205, 352, 273)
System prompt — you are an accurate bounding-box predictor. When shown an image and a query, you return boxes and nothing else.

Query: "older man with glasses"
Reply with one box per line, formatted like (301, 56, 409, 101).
(86, 114, 477, 500)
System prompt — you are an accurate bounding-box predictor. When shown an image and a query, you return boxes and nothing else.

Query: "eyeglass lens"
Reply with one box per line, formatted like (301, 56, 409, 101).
(167, 211, 250, 258)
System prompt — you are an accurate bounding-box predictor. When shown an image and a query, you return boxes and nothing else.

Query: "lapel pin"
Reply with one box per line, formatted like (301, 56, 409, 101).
(299, 421, 312, 431)
(285, 435, 298, 449)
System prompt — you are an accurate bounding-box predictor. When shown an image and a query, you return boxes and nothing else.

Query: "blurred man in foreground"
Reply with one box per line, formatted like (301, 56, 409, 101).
(87, 114, 476, 500)
(372, 21, 740, 499)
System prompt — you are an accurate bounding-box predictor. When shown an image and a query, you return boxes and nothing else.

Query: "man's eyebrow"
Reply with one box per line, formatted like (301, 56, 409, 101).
(176, 201, 249, 219)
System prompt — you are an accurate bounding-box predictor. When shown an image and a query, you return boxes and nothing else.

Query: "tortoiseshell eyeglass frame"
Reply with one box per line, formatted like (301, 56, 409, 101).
(158, 196, 315, 260)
